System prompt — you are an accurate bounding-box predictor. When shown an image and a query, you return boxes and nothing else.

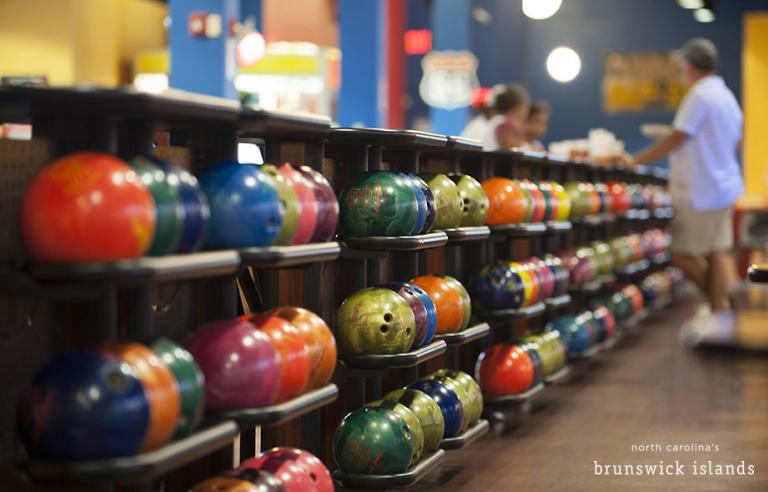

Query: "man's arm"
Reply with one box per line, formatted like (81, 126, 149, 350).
(630, 130, 689, 166)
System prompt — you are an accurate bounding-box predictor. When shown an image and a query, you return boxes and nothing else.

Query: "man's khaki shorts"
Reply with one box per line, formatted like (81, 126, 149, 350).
(669, 205, 733, 257)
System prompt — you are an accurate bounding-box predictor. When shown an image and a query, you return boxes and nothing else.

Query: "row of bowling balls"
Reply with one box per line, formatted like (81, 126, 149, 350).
(483, 178, 570, 225)
(186, 307, 336, 409)
(21, 152, 339, 262)
(19, 339, 204, 461)
(549, 307, 619, 354)
(333, 369, 482, 475)
(475, 331, 567, 396)
(640, 268, 683, 303)
(469, 256, 570, 311)
(566, 181, 671, 218)
(339, 171, 489, 237)
(191, 447, 332, 492)
(336, 275, 471, 355)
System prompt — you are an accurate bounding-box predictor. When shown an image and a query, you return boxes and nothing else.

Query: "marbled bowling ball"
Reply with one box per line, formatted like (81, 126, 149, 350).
(339, 171, 418, 237)
(468, 263, 525, 311)
(383, 388, 445, 453)
(428, 369, 483, 426)
(261, 164, 300, 246)
(447, 173, 489, 226)
(380, 282, 433, 350)
(395, 172, 427, 235)
(482, 177, 526, 225)
(410, 174, 436, 234)
(406, 379, 463, 438)
(299, 165, 339, 243)
(367, 400, 424, 466)
(418, 172, 463, 230)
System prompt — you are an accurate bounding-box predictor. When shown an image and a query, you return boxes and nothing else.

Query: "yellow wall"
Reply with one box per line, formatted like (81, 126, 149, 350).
(0, 0, 166, 86)
(743, 13, 768, 197)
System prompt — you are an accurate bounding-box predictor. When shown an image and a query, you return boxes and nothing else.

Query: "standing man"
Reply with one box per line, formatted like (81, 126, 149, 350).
(627, 38, 743, 323)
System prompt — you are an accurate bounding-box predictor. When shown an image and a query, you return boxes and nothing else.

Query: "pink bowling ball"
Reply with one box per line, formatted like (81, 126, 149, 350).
(279, 164, 318, 245)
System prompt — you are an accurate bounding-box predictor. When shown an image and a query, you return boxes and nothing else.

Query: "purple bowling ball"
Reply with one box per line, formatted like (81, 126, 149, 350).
(299, 166, 339, 242)
(380, 281, 429, 350)
(410, 174, 436, 234)
(185, 319, 281, 409)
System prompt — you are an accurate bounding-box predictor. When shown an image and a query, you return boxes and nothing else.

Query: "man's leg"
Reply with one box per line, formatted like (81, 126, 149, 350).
(706, 249, 735, 311)
(671, 252, 708, 293)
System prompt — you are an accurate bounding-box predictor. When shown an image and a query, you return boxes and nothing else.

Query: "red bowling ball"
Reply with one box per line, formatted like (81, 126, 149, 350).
(240, 447, 333, 492)
(476, 343, 534, 396)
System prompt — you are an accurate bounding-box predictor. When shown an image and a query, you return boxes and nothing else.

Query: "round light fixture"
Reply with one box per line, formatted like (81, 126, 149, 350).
(546, 46, 581, 83)
(236, 32, 266, 67)
(522, 0, 562, 20)
(693, 8, 715, 23)
(677, 0, 704, 9)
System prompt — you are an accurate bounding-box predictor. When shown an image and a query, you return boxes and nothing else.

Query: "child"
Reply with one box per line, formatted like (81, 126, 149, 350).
(525, 101, 551, 151)
(482, 84, 530, 150)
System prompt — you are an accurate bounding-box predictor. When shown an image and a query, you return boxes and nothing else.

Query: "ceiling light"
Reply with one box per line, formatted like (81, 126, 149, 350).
(677, 0, 704, 9)
(522, 0, 562, 20)
(547, 46, 581, 83)
(693, 8, 715, 23)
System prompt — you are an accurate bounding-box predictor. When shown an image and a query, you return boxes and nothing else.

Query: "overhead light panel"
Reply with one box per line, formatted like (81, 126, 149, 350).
(693, 8, 715, 23)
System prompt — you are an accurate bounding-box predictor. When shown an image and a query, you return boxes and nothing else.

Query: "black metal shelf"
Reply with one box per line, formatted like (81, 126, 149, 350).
(435, 323, 490, 346)
(484, 383, 545, 405)
(340, 232, 448, 253)
(614, 258, 651, 277)
(24, 421, 239, 486)
(239, 106, 331, 137)
(488, 223, 547, 238)
(239, 242, 340, 268)
(332, 449, 446, 489)
(440, 419, 490, 450)
(443, 226, 491, 243)
(477, 302, 546, 322)
(544, 294, 572, 312)
(339, 340, 447, 370)
(326, 127, 448, 149)
(545, 221, 573, 233)
(543, 365, 572, 385)
(206, 384, 338, 428)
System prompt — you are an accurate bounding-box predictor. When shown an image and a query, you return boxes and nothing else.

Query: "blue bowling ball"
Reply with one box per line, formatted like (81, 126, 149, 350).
(406, 379, 463, 438)
(469, 263, 524, 310)
(577, 311, 601, 344)
(549, 315, 591, 353)
(408, 284, 437, 347)
(198, 161, 283, 248)
(18, 350, 150, 460)
(410, 174, 436, 234)
(158, 163, 210, 253)
(395, 172, 427, 235)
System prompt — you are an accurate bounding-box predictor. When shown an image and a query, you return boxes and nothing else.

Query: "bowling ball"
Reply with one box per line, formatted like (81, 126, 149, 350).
(407, 284, 438, 348)
(241, 447, 332, 492)
(100, 343, 179, 452)
(185, 320, 280, 409)
(278, 164, 318, 245)
(383, 388, 444, 452)
(549, 315, 587, 353)
(429, 369, 482, 426)
(583, 183, 601, 215)
(299, 166, 339, 242)
(199, 161, 282, 248)
(191, 475, 279, 492)
(151, 338, 204, 438)
(336, 287, 415, 355)
(18, 349, 150, 460)
(381, 282, 432, 350)
(447, 173, 489, 226)
(519, 180, 546, 223)
(418, 173, 463, 230)
(594, 182, 612, 214)
(622, 284, 645, 313)
(333, 406, 414, 475)
(411, 275, 464, 334)
(242, 314, 310, 402)
(476, 344, 534, 396)
(425, 375, 471, 433)
(518, 342, 544, 386)
(537, 181, 558, 222)
(367, 400, 424, 465)
(510, 262, 538, 306)
(440, 275, 471, 331)
(564, 182, 588, 218)
(411, 174, 436, 234)
(260, 164, 300, 245)
(130, 156, 183, 256)
(482, 177, 526, 225)
(607, 182, 630, 213)
(339, 171, 418, 237)
(515, 181, 535, 222)
(544, 254, 569, 296)
(577, 311, 601, 344)
(395, 172, 427, 235)
(406, 379, 463, 438)
(529, 257, 555, 300)
(21, 152, 156, 262)
(592, 305, 617, 340)
(158, 163, 210, 253)
(551, 182, 571, 221)
(468, 263, 525, 310)
(267, 307, 336, 390)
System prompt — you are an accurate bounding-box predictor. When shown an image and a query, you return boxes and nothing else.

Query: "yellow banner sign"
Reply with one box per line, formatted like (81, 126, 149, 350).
(602, 52, 688, 113)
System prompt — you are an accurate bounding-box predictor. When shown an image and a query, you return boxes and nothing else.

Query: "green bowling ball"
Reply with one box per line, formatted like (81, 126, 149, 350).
(367, 400, 424, 466)
(515, 179, 535, 222)
(130, 157, 183, 255)
(564, 182, 590, 219)
(541, 331, 566, 373)
(383, 388, 445, 453)
(591, 241, 613, 275)
(151, 338, 205, 438)
(261, 164, 300, 245)
(447, 174, 489, 226)
(441, 275, 471, 331)
(333, 406, 414, 475)
(522, 335, 559, 377)
(336, 287, 416, 355)
(339, 171, 418, 237)
(610, 237, 632, 268)
(428, 370, 483, 426)
(425, 374, 471, 433)
(418, 173, 462, 230)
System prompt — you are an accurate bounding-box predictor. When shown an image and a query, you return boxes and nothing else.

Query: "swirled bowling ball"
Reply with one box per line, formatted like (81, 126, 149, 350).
(199, 162, 282, 248)
(428, 369, 483, 426)
(333, 406, 414, 475)
(241, 447, 332, 492)
(261, 164, 300, 245)
(592, 305, 617, 340)
(158, 163, 210, 253)
(381, 282, 433, 350)
(21, 152, 156, 261)
(425, 374, 471, 433)
(299, 166, 339, 242)
(447, 173, 489, 226)
(537, 181, 558, 222)
(242, 314, 310, 402)
(339, 171, 418, 237)
(418, 172, 463, 230)
(411, 174, 436, 234)
(395, 172, 427, 235)
(551, 182, 571, 221)
(406, 379, 463, 438)
(336, 287, 415, 355)
(476, 344, 534, 396)
(411, 275, 464, 334)
(130, 156, 183, 256)
(278, 164, 318, 245)
(367, 400, 424, 466)
(407, 284, 438, 348)
(267, 307, 337, 390)
(191, 474, 282, 492)
(552, 314, 592, 353)
(383, 388, 444, 453)
(440, 275, 471, 331)
(482, 177, 526, 225)
(519, 180, 546, 223)
(606, 181, 631, 213)
(18, 350, 150, 460)
(185, 320, 280, 409)
(151, 338, 204, 438)
(468, 263, 524, 310)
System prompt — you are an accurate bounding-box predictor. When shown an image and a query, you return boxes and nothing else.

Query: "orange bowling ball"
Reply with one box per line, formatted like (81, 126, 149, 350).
(481, 177, 526, 225)
(267, 306, 337, 390)
(476, 344, 534, 396)
(411, 275, 464, 334)
(21, 152, 156, 262)
(101, 343, 180, 452)
(242, 313, 311, 402)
